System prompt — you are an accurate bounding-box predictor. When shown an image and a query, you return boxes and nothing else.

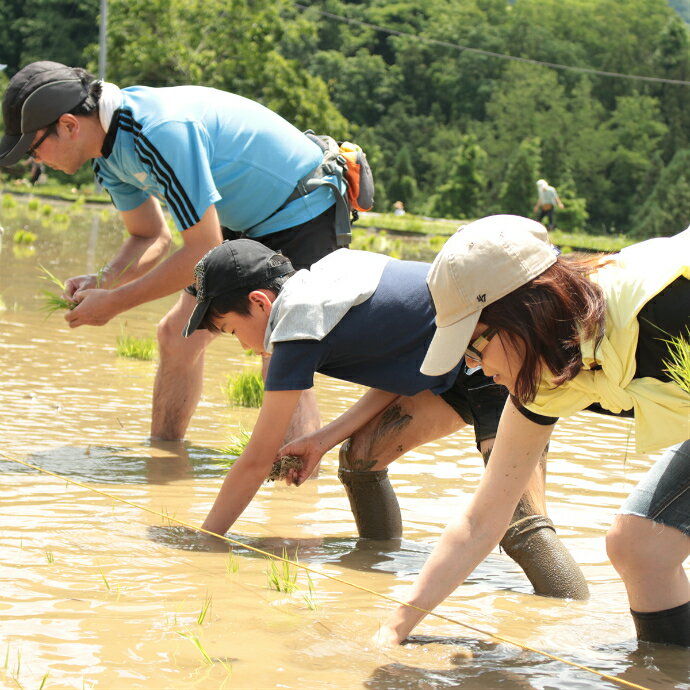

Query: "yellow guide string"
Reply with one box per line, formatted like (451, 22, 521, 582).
(0, 450, 652, 690)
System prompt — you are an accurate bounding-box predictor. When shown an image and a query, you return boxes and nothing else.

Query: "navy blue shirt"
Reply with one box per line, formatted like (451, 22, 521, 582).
(265, 260, 462, 395)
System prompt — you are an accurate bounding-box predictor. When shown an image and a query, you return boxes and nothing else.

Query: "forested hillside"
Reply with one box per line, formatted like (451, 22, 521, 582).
(2, 0, 689, 237)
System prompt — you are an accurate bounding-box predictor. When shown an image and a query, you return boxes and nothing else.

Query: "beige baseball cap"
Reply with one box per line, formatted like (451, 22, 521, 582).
(421, 215, 558, 376)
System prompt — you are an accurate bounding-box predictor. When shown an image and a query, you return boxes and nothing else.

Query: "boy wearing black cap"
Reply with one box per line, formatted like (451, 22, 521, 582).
(184, 238, 590, 600)
(0, 61, 345, 442)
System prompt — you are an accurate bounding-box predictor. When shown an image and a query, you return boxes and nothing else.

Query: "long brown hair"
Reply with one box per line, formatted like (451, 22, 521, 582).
(480, 254, 608, 402)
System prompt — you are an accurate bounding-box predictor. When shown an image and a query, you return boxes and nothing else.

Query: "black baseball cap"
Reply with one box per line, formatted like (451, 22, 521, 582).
(183, 239, 294, 337)
(0, 61, 90, 166)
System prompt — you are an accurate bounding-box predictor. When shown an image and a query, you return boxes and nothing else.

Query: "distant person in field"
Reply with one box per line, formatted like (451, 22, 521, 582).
(533, 178, 564, 231)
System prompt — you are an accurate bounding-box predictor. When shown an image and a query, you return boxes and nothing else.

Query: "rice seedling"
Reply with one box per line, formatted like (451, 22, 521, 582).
(225, 551, 240, 575)
(302, 572, 318, 610)
(176, 629, 214, 665)
(196, 593, 212, 625)
(223, 370, 263, 407)
(13, 229, 37, 245)
(266, 548, 299, 594)
(45, 550, 54, 564)
(664, 330, 690, 394)
(38, 672, 49, 689)
(159, 508, 178, 527)
(41, 204, 54, 216)
(99, 568, 111, 591)
(115, 331, 157, 361)
(27, 199, 40, 211)
(2, 194, 17, 209)
(222, 426, 252, 458)
(38, 265, 76, 313)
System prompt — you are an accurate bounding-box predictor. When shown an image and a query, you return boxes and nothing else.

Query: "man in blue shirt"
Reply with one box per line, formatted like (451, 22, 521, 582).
(179, 237, 590, 601)
(0, 61, 344, 441)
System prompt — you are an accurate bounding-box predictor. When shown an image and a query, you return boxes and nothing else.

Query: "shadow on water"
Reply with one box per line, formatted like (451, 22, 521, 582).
(365, 637, 690, 689)
(0, 440, 228, 484)
(147, 526, 434, 574)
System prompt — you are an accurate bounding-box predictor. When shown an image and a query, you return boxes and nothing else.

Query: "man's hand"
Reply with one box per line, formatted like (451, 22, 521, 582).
(64, 288, 121, 327)
(63, 273, 100, 300)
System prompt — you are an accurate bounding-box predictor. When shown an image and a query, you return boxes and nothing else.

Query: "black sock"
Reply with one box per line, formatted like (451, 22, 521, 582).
(631, 602, 690, 647)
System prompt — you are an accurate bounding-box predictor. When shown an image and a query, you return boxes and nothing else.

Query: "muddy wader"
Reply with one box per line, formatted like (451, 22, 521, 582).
(338, 439, 589, 600)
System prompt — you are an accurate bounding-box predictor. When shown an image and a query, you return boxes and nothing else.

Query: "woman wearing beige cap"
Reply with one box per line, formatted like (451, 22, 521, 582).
(378, 215, 690, 648)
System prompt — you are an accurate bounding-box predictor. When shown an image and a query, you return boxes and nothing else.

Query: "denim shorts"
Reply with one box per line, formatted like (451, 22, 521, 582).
(619, 440, 690, 536)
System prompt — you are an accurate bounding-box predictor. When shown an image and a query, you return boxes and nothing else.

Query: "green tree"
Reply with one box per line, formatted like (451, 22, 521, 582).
(632, 148, 690, 238)
(497, 137, 541, 216)
(387, 144, 418, 211)
(98, 0, 347, 132)
(0, 0, 99, 76)
(430, 135, 488, 220)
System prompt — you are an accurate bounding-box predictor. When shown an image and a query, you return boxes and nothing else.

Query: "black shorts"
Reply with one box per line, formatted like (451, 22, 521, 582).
(440, 365, 509, 448)
(185, 204, 339, 296)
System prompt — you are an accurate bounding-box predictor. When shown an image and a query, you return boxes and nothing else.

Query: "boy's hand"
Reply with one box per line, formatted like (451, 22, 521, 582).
(278, 436, 328, 486)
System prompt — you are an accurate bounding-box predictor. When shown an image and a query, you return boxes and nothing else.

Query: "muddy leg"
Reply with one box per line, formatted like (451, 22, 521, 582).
(338, 392, 464, 540)
(482, 442, 590, 600)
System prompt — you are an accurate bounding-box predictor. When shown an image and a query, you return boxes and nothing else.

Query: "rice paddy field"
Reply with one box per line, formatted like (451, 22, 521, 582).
(0, 197, 688, 689)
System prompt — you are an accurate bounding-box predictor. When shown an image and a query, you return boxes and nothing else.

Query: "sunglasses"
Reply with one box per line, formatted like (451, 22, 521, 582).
(464, 326, 498, 363)
(27, 122, 57, 159)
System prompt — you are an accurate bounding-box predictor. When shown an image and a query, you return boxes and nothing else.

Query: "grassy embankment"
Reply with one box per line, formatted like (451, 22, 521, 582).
(2, 181, 632, 254)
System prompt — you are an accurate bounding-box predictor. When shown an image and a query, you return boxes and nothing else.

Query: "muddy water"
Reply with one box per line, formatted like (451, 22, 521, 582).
(0, 198, 688, 690)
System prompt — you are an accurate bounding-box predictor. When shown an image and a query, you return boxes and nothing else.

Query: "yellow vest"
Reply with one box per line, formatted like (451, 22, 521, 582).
(525, 227, 690, 453)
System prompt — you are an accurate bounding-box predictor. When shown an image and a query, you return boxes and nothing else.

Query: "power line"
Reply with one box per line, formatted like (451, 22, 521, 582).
(293, 2, 690, 86)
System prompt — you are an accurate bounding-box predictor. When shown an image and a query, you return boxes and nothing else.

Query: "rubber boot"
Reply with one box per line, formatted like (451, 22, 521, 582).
(632, 602, 690, 647)
(338, 442, 402, 540)
(484, 444, 589, 600)
(499, 514, 589, 599)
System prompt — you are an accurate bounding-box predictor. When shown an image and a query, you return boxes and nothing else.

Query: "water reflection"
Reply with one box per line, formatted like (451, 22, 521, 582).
(0, 441, 226, 484)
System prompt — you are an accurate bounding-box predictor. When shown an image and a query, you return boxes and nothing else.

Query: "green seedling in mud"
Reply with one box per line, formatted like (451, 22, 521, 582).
(664, 330, 690, 394)
(45, 550, 54, 564)
(266, 548, 299, 594)
(197, 593, 212, 626)
(99, 568, 111, 592)
(159, 508, 178, 527)
(176, 629, 214, 666)
(115, 330, 157, 361)
(225, 551, 240, 575)
(223, 370, 263, 407)
(13, 229, 36, 245)
(222, 426, 252, 458)
(38, 264, 76, 313)
(302, 572, 318, 611)
(39, 672, 49, 689)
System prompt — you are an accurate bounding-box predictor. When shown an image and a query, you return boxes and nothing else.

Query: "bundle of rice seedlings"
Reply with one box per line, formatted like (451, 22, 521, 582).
(116, 331, 156, 361)
(38, 265, 76, 313)
(224, 370, 263, 407)
(664, 330, 690, 394)
(13, 229, 36, 245)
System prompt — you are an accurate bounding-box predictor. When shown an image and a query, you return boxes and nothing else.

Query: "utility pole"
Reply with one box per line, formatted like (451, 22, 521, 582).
(98, 0, 108, 81)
